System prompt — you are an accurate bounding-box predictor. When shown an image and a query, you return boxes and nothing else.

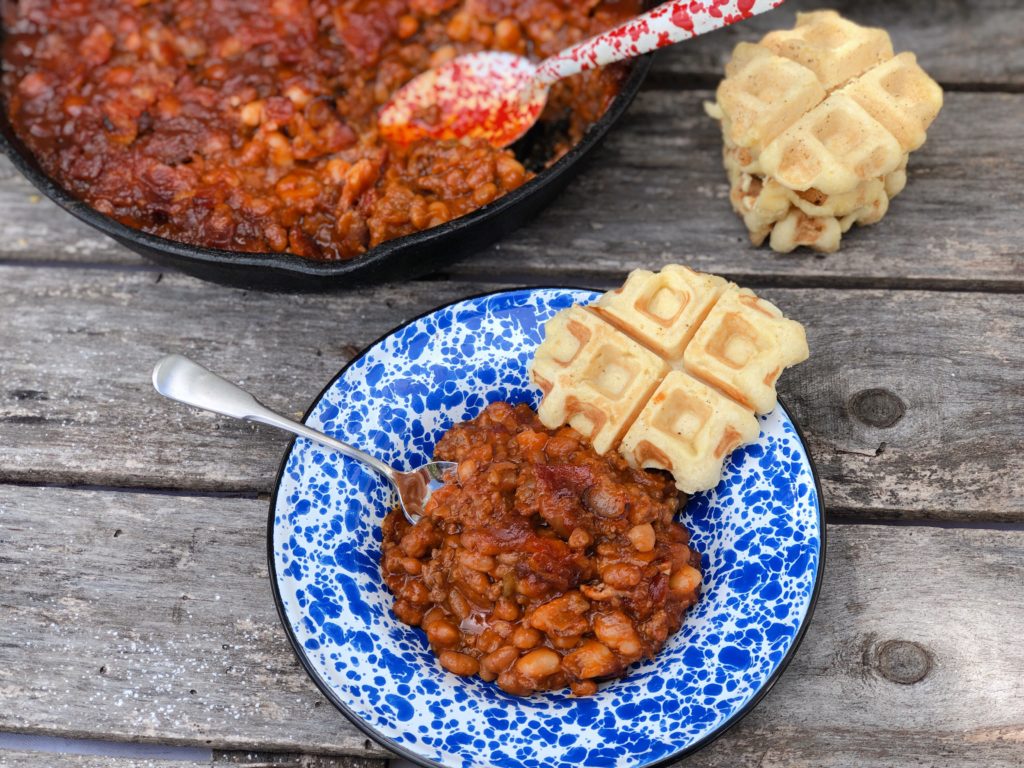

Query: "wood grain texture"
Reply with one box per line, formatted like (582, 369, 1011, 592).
(0, 486, 387, 756)
(1, 485, 1022, 762)
(2, 91, 1023, 291)
(652, 0, 1024, 88)
(1, 267, 1021, 520)
(0, 753, 186, 768)
(0, 752, 382, 768)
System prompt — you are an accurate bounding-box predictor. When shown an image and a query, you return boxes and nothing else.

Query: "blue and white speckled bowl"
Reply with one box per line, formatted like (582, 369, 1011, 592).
(268, 287, 825, 768)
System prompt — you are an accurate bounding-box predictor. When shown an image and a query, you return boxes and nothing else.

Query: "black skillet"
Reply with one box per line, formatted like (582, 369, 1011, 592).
(0, 19, 651, 292)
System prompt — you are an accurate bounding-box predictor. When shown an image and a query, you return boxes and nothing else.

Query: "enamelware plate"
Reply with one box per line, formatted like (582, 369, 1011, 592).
(268, 288, 825, 768)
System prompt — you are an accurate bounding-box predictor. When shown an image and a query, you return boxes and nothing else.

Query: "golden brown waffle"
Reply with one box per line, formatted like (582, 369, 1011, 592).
(683, 288, 810, 414)
(593, 265, 730, 368)
(532, 306, 669, 455)
(620, 371, 760, 494)
(530, 266, 809, 493)
(708, 10, 943, 253)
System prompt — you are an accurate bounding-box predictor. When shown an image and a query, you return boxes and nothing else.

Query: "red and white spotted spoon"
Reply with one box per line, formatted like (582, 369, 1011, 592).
(379, 0, 784, 148)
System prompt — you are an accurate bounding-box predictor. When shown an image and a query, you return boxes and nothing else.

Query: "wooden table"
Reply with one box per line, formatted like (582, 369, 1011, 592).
(2, 2, 1022, 766)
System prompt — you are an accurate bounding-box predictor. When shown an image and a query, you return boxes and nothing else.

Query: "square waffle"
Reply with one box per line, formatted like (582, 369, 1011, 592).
(683, 288, 809, 414)
(531, 306, 669, 455)
(757, 93, 904, 196)
(620, 371, 760, 494)
(840, 52, 944, 153)
(531, 266, 809, 493)
(593, 264, 731, 368)
(716, 43, 826, 156)
(760, 10, 894, 91)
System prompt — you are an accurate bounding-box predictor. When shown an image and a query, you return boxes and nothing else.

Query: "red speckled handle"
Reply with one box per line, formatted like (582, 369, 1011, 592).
(536, 0, 784, 85)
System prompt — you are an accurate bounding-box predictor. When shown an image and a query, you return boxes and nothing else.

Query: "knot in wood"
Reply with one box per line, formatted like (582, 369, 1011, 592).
(848, 388, 905, 428)
(875, 640, 932, 684)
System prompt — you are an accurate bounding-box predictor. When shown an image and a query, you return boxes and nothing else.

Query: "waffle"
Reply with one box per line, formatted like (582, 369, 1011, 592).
(530, 266, 809, 492)
(708, 10, 943, 252)
(593, 264, 731, 368)
(532, 306, 669, 455)
(683, 288, 810, 414)
(620, 371, 760, 494)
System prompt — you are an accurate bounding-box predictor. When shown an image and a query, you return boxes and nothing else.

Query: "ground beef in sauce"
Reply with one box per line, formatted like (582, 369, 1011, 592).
(1, 0, 642, 261)
(381, 401, 702, 697)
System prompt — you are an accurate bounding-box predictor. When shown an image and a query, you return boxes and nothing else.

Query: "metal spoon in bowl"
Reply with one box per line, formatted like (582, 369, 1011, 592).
(379, 0, 783, 148)
(151, 355, 454, 523)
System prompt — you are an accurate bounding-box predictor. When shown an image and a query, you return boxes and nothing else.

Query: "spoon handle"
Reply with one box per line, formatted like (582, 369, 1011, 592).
(151, 354, 396, 482)
(536, 0, 783, 85)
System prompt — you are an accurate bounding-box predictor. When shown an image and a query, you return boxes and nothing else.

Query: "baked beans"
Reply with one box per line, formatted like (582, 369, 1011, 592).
(381, 402, 702, 697)
(2, 0, 642, 261)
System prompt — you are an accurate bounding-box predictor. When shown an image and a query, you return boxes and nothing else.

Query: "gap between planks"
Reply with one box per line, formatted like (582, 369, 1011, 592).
(4, 259, 1024, 296)
(0, 480, 1020, 531)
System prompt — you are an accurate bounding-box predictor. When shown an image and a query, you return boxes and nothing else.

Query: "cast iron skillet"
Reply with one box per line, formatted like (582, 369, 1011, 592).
(0, 22, 652, 292)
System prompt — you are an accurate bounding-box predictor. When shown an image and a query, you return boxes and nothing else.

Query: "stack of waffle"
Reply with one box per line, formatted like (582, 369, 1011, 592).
(530, 265, 808, 493)
(706, 10, 944, 253)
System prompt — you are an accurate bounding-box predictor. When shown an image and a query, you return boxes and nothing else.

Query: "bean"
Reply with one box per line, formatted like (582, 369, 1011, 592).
(593, 611, 642, 658)
(601, 562, 642, 589)
(392, 599, 424, 626)
(492, 597, 520, 622)
(570, 680, 598, 696)
(568, 527, 593, 550)
(445, 13, 473, 42)
(515, 648, 561, 680)
(397, 14, 420, 39)
(426, 618, 459, 648)
(480, 646, 520, 678)
(472, 182, 498, 207)
(430, 45, 457, 67)
(448, 589, 471, 621)
(550, 634, 582, 650)
(439, 650, 479, 677)
(456, 459, 477, 484)
(458, 550, 495, 573)
(669, 564, 701, 596)
(512, 626, 542, 649)
(494, 18, 522, 51)
(496, 155, 526, 188)
(563, 640, 619, 679)
(627, 523, 656, 553)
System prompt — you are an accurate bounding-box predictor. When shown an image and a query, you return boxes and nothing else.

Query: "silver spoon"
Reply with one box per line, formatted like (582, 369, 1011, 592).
(151, 355, 454, 522)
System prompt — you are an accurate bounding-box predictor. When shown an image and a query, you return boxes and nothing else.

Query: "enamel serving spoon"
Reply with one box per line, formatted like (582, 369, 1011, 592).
(380, 0, 783, 148)
(152, 355, 454, 522)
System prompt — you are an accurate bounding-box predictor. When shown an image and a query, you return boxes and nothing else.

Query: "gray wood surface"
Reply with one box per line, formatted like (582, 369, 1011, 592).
(1, 485, 1021, 763)
(2, 90, 1022, 292)
(0, 751, 382, 768)
(0, 1, 1021, 763)
(1, 267, 1020, 520)
(0, 753, 185, 768)
(654, 0, 1024, 88)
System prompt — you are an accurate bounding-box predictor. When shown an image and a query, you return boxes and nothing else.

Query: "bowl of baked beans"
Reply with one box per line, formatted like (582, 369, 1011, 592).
(1, 1, 652, 290)
(268, 287, 825, 768)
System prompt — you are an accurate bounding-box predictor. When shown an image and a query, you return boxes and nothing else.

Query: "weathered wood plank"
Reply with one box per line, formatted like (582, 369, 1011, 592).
(1, 486, 1021, 763)
(2, 91, 1023, 291)
(0, 753, 187, 768)
(652, 0, 1024, 88)
(0, 487, 387, 756)
(0, 751, 382, 768)
(0, 267, 1020, 520)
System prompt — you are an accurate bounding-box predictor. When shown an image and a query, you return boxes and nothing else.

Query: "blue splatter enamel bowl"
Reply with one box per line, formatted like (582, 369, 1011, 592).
(268, 287, 825, 768)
